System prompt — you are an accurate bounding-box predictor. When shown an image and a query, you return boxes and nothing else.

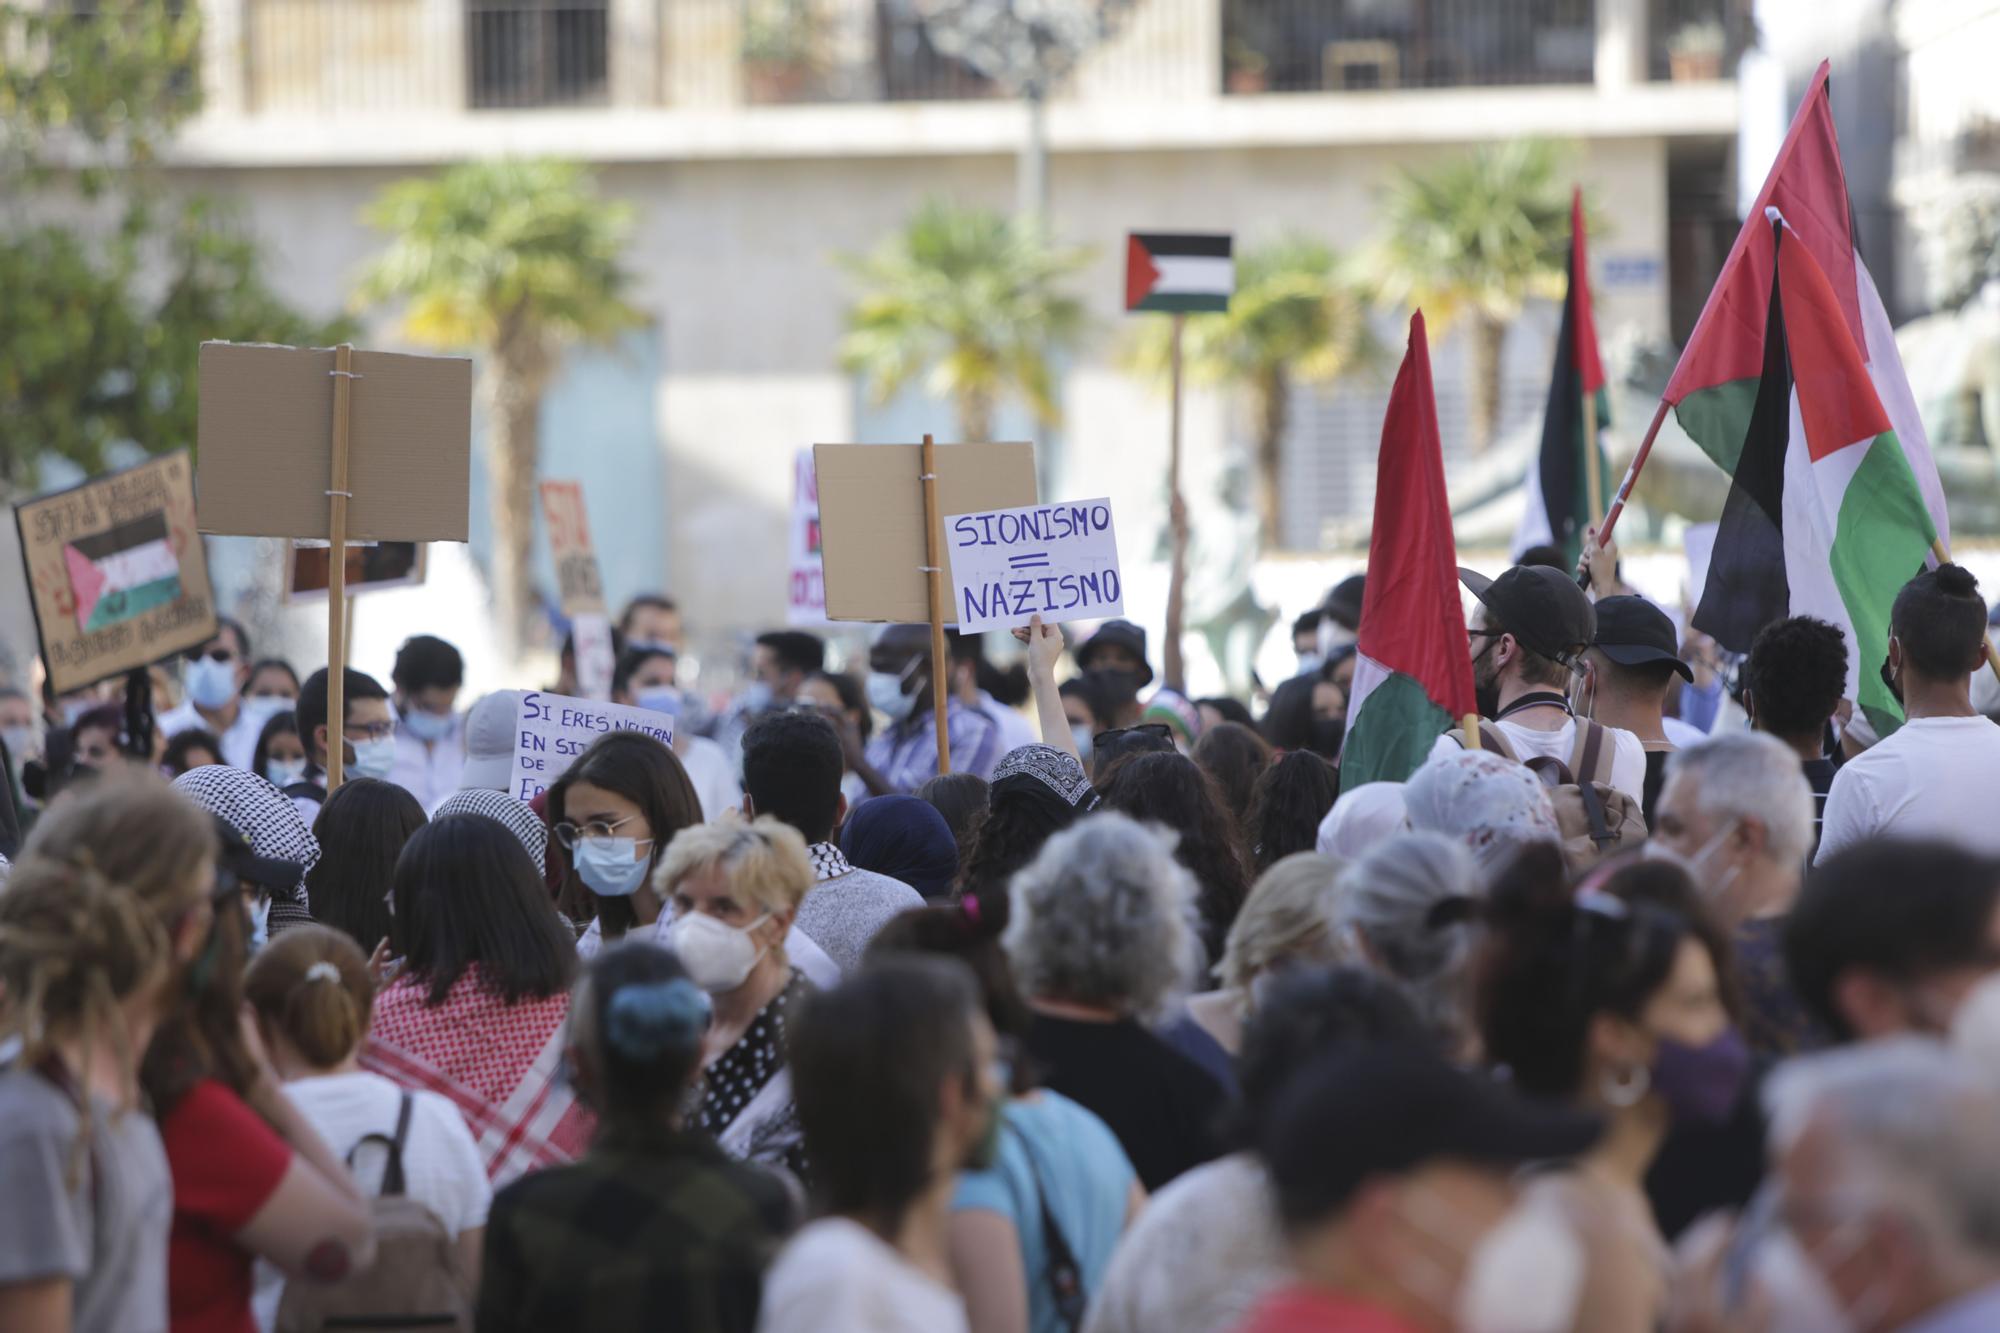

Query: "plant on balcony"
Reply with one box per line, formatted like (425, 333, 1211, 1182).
(1225, 40, 1270, 95)
(356, 160, 642, 652)
(1369, 140, 1575, 454)
(1127, 237, 1378, 550)
(1667, 19, 1727, 82)
(741, 0, 822, 103)
(838, 199, 1090, 442)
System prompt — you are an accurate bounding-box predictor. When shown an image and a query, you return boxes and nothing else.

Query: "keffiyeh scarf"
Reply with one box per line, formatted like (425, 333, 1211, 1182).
(172, 765, 320, 933)
(432, 788, 549, 875)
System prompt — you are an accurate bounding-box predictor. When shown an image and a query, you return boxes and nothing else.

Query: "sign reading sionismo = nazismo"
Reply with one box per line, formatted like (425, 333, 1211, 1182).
(945, 498, 1123, 635)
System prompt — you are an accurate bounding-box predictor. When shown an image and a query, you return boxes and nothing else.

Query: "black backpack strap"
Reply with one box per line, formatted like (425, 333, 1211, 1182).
(1003, 1122, 1086, 1332)
(346, 1092, 414, 1197)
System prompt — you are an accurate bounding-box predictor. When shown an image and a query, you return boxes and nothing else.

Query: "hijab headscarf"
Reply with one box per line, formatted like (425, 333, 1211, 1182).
(1316, 781, 1409, 861)
(839, 795, 959, 900)
(171, 765, 321, 933)
(433, 787, 549, 875)
(1401, 750, 1560, 873)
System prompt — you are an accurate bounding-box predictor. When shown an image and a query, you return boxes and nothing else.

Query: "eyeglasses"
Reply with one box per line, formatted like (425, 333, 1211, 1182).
(1093, 722, 1174, 748)
(553, 813, 654, 850)
(191, 647, 237, 664)
(346, 720, 394, 742)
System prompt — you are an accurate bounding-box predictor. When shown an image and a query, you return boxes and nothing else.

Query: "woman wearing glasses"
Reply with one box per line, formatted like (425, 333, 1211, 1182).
(545, 732, 704, 956)
(1471, 847, 1745, 1333)
(364, 815, 584, 1185)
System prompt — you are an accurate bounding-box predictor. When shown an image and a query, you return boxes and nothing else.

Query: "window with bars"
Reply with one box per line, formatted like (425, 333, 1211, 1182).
(467, 0, 610, 108)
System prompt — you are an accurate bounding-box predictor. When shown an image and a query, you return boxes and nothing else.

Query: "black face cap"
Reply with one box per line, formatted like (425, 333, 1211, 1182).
(1592, 595, 1693, 682)
(1460, 565, 1597, 668)
(210, 815, 301, 897)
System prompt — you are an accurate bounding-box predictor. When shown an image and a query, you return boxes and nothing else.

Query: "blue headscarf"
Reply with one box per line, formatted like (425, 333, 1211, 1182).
(839, 795, 959, 900)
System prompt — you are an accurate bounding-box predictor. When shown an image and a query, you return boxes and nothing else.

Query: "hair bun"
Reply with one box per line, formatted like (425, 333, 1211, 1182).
(1937, 563, 1980, 598)
(604, 978, 712, 1061)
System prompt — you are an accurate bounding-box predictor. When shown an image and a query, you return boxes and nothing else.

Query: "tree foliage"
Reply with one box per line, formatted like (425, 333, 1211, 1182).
(839, 198, 1091, 441)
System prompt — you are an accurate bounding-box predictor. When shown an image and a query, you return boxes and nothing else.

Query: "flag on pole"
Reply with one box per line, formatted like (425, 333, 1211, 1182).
(1692, 216, 1937, 736)
(64, 512, 182, 634)
(1663, 62, 1947, 552)
(1515, 189, 1611, 565)
(1340, 312, 1478, 794)
(1124, 233, 1234, 313)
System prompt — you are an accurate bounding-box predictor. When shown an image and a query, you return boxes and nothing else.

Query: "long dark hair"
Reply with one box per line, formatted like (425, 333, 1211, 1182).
(1192, 721, 1273, 825)
(958, 780, 1083, 934)
(546, 732, 702, 941)
(307, 778, 426, 954)
(1097, 751, 1251, 961)
(867, 905, 1033, 1093)
(1245, 750, 1340, 875)
(390, 814, 577, 1006)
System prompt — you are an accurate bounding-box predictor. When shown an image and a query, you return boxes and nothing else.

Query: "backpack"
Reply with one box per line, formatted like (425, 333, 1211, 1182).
(1469, 719, 1648, 874)
(275, 1092, 473, 1333)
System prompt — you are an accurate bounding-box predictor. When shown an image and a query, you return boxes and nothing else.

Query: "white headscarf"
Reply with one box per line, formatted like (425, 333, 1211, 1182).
(1316, 782, 1409, 861)
(1402, 750, 1560, 873)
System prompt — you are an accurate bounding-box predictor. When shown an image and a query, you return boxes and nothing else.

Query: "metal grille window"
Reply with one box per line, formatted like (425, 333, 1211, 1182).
(467, 0, 609, 108)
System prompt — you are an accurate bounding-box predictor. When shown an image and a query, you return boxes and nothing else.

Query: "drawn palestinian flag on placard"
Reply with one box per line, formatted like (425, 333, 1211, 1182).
(64, 512, 181, 634)
(1125, 233, 1234, 313)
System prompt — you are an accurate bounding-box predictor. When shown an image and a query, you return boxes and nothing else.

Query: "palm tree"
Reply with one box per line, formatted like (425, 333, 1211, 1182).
(355, 159, 641, 650)
(839, 200, 1090, 442)
(1370, 140, 1574, 453)
(1131, 236, 1378, 548)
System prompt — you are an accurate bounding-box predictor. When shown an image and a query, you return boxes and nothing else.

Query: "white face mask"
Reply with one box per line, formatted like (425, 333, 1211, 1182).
(350, 735, 397, 781)
(867, 670, 917, 723)
(664, 910, 772, 993)
(1649, 818, 1743, 902)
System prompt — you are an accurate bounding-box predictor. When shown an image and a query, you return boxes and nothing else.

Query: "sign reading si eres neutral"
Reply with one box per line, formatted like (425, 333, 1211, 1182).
(510, 690, 675, 802)
(945, 498, 1123, 634)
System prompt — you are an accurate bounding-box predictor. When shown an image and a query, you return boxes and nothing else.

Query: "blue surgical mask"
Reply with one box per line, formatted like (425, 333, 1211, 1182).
(576, 836, 652, 898)
(868, 670, 917, 723)
(265, 758, 307, 789)
(1071, 723, 1094, 763)
(402, 708, 454, 743)
(740, 680, 776, 714)
(350, 735, 397, 781)
(636, 686, 683, 719)
(185, 656, 238, 712)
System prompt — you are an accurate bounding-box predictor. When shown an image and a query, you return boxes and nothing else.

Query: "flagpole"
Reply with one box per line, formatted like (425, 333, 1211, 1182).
(1163, 312, 1189, 695)
(1586, 398, 1669, 558)
(1930, 538, 2000, 687)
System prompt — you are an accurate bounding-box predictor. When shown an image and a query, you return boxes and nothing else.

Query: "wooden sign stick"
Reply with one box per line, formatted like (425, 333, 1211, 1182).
(325, 343, 355, 791)
(921, 433, 952, 776)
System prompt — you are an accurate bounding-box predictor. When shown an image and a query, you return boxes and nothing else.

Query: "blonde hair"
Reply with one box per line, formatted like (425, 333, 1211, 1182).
(1217, 851, 1348, 993)
(244, 926, 374, 1070)
(655, 816, 813, 918)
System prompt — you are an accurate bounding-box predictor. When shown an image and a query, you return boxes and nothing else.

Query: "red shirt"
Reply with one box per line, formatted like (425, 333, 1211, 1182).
(1234, 1285, 1427, 1333)
(158, 1078, 293, 1333)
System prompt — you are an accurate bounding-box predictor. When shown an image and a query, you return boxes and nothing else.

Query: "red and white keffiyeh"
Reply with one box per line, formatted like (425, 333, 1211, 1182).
(362, 964, 593, 1186)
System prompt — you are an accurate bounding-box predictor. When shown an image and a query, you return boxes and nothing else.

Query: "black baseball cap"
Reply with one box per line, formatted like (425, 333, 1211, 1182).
(1263, 1043, 1602, 1230)
(210, 816, 302, 898)
(1460, 565, 1597, 667)
(1592, 596, 1693, 682)
(1076, 620, 1154, 688)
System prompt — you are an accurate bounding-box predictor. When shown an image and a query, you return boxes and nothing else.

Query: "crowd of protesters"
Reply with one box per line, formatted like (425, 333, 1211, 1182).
(7, 549, 2000, 1333)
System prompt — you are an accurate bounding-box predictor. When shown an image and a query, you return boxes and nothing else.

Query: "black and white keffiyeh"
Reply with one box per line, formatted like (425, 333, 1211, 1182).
(171, 766, 321, 931)
(992, 743, 1099, 812)
(807, 841, 852, 882)
(432, 788, 549, 875)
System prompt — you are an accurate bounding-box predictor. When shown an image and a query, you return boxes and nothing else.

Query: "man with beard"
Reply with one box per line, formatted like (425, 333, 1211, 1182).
(1429, 563, 1648, 804)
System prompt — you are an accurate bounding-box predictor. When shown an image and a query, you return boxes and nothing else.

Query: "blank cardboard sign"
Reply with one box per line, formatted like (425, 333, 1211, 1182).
(196, 342, 473, 542)
(815, 442, 1037, 624)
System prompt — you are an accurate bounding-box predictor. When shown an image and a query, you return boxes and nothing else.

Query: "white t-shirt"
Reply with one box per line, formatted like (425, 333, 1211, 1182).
(1430, 717, 1648, 803)
(253, 1070, 490, 1331)
(758, 1217, 968, 1333)
(1816, 715, 2000, 864)
(679, 734, 745, 822)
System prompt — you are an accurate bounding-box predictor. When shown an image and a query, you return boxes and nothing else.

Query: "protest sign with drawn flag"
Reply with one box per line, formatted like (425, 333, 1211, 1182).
(1515, 188, 1610, 566)
(1661, 63, 1946, 555)
(1339, 312, 1478, 794)
(1692, 217, 1937, 737)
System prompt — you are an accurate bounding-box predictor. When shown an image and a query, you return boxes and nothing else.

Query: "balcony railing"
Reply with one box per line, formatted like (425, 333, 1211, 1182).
(225, 0, 1712, 118)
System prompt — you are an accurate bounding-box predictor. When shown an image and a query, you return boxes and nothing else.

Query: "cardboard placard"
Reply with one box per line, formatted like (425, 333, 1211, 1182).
(946, 498, 1123, 634)
(538, 480, 607, 617)
(285, 541, 428, 603)
(786, 448, 827, 626)
(815, 442, 1038, 623)
(510, 689, 675, 802)
(16, 451, 219, 695)
(196, 342, 473, 541)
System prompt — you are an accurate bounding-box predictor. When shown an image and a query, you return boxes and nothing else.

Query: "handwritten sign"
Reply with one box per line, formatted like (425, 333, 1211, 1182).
(786, 449, 826, 626)
(510, 690, 675, 802)
(15, 451, 219, 694)
(945, 497, 1123, 634)
(539, 480, 606, 617)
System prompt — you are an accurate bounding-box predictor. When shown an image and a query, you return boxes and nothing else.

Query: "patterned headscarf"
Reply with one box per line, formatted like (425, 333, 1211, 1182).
(433, 787, 549, 876)
(172, 765, 321, 932)
(1401, 750, 1560, 873)
(991, 743, 1098, 813)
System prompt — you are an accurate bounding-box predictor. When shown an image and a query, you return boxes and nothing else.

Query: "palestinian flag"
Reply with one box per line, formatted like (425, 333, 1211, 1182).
(1340, 311, 1478, 794)
(64, 511, 181, 634)
(1515, 188, 1611, 566)
(1665, 62, 1947, 559)
(1692, 217, 1936, 735)
(1124, 233, 1233, 313)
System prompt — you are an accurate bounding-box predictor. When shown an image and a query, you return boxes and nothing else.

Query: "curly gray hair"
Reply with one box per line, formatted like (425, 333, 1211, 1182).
(1002, 812, 1202, 1018)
